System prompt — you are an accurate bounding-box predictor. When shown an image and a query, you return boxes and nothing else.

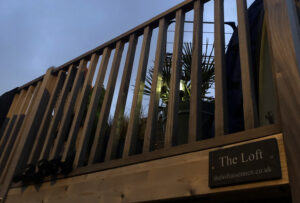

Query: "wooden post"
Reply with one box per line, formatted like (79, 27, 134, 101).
(143, 18, 168, 152)
(88, 41, 124, 164)
(123, 27, 152, 158)
(236, 0, 259, 129)
(165, 9, 185, 147)
(28, 71, 66, 164)
(50, 59, 87, 160)
(105, 34, 138, 161)
(39, 65, 76, 160)
(63, 54, 99, 161)
(189, 0, 204, 142)
(214, 0, 228, 136)
(74, 48, 111, 168)
(264, 0, 300, 202)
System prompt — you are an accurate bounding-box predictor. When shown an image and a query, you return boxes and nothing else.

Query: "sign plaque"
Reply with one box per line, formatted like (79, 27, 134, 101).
(209, 138, 282, 188)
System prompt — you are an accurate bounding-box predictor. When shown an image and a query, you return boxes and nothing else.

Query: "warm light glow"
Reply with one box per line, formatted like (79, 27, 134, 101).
(180, 80, 184, 91)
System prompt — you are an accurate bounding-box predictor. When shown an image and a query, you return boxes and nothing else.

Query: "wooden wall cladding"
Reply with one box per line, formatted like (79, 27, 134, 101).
(5, 134, 288, 203)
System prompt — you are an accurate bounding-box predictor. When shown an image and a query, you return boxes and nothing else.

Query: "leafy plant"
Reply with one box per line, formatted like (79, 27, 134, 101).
(144, 40, 215, 108)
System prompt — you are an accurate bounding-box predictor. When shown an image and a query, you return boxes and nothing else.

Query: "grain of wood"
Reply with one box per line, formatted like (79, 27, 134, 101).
(5, 134, 288, 203)
(264, 1, 300, 202)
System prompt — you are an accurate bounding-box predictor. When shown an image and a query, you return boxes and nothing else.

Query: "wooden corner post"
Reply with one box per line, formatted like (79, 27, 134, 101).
(263, 0, 300, 202)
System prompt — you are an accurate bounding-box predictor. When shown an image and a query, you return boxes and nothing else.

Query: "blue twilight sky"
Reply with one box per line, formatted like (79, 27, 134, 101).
(0, 0, 254, 96)
(0, 0, 187, 95)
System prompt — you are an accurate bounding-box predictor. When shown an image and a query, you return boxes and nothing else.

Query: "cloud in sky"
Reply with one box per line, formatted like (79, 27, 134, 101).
(0, 0, 183, 95)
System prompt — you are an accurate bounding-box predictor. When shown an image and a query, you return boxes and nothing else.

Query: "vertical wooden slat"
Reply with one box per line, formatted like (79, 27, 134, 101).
(0, 68, 54, 199)
(16, 82, 42, 137)
(49, 59, 88, 160)
(164, 9, 185, 148)
(1, 91, 24, 137)
(143, 18, 168, 152)
(214, 0, 228, 136)
(0, 83, 41, 183)
(21, 82, 42, 125)
(188, 0, 204, 142)
(39, 65, 76, 160)
(27, 71, 66, 164)
(73, 48, 111, 168)
(105, 34, 138, 161)
(123, 27, 152, 158)
(236, 0, 259, 129)
(264, 0, 300, 202)
(0, 91, 25, 154)
(62, 54, 100, 161)
(0, 93, 19, 137)
(88, 41, 124, 165)
(0, 86, 34, 173)
(0, 78, 44, 182)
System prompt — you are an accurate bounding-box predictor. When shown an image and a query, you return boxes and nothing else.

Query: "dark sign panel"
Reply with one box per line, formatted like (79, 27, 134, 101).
(209, 138, 282, 188)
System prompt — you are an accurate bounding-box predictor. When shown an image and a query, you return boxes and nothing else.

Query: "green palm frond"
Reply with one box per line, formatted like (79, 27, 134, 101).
(144, 40, 215, 106)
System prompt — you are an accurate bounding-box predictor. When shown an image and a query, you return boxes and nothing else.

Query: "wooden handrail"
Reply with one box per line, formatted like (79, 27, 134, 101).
(2, 0, 299, 201)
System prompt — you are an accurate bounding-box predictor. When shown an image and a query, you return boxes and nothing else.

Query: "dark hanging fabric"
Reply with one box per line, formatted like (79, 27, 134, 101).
(225, 0, 264, 133)
(0, 87, 19, 129)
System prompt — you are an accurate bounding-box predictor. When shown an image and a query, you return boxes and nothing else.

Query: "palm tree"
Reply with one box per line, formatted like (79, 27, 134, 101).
(144, 40, 215, 109)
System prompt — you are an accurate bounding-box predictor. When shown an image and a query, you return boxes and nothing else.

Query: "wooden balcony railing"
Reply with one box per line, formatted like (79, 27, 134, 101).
(0, 0, 299, 201)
